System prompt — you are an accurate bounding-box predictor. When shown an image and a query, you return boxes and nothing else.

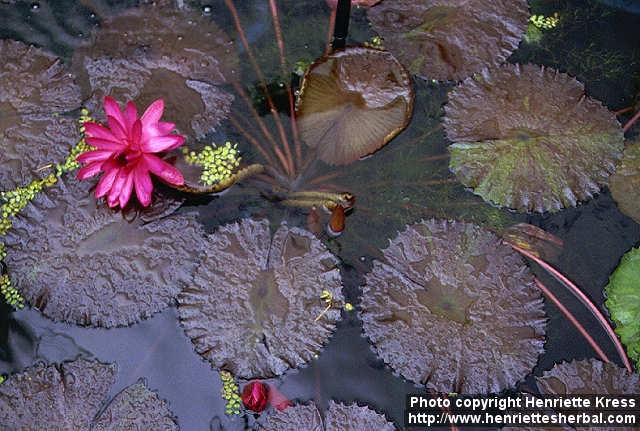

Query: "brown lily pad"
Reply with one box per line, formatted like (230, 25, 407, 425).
(0, 40, 81, 190)
(297, 46, 414, 165)
(178, 218, 343, 379)
(367, 0, 529, 81)
(3, 176, 205, 328)
(0, 359, 180, 431)
(610, 139, 640, 224)
(93, 381, 179, 431)
(73, 3, 237, 141)
(259, 400, 395, 431)
(0, 359, 116, 430)
(360, 219, 546, 394)
(444, 64, 624, 213)
(536, 359, 640, 431)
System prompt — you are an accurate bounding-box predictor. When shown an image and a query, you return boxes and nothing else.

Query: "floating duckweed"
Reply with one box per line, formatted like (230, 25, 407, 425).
(0, 274, 24, 309)
(364, 35, 384, 49)
(529, 13, 559, 30)
(182, 142, 241, 186)
(0, 375, 4, 384)
(219, 371, 242, 415)
(55, 109, 95, 176)
(344, 303, 354, 312)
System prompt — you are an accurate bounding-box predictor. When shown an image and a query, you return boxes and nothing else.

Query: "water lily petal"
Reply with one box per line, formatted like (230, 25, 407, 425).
(124, 101, 138, 130)
(142, 135, 185, 153)
(106, 115, 127, 141)
(107, 169, 129, 208)
(143, 154, 184, 186)
(77, 150, 113, 164)
(103, 96, 126, 130)
(95, 164, 119, 198)
(86, 137, 126, 151)
(133, 165, 153, 207)
(119, 170, 134, 208)
(131, 119, 142, 150)
(76, 161, 103, 180)
(157, 121, 175, 134)
(84, 122, 118, 141)
(141, 99, 164, 127)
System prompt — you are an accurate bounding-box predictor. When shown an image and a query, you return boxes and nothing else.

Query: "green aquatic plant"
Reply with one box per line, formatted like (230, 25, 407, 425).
(605, 247, 640, 369)
(529, 13, 559, 30)
(0, 273, 23, 309)
(219, 371, 242, 415)
(182, 142, 241, 186)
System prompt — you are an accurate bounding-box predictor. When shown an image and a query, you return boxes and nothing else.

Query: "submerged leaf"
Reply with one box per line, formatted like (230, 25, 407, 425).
(610, 140, 640, 224)
(360, 219, 546, 394)
(367, 0, 528, 81)
(0, 359, 180, 430)
(73, 3, 237, 140)
(297, 47, 413, 165)
(178, 218, 343, 379)
(4, 176, 205, 328)
(259, 400, 395, 431)
(444, 64, 623, 213)
(0, 40, 81, 190)
(604, 247, 640, 369)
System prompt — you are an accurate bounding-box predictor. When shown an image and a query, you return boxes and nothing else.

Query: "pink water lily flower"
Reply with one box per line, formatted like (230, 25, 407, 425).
(77, 97, 185, 208)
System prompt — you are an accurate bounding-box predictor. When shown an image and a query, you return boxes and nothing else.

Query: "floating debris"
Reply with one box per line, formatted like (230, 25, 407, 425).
(0, 40, 81, 190)
(297, 47, 414, 165)
(444, 64, 623, 212)
(367, 0, 528, 81)
(360, 219, 546, 394)
(178, 218, 343, 379)
(4, 176, 205, 327)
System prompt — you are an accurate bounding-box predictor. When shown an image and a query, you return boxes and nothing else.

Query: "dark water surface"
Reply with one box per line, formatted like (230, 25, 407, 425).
(1, 0, 640, 430)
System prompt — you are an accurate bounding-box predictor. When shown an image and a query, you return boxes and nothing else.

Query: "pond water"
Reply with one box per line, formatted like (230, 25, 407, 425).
(1, 0, 640, 430)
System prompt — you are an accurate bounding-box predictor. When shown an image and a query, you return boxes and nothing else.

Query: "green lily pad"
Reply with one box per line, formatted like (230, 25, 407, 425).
(444, 64, 624, 213)
(605, 247, 640, 369)
(610, 140, 640, 224)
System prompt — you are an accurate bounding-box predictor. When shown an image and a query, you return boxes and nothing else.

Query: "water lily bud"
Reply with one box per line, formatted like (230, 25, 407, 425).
(241, 381, 269, 413)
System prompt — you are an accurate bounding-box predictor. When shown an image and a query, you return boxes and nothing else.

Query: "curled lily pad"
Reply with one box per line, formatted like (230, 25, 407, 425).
(297, 47, 414, 165)
(259, 400, 395, 431)
(0, 359, 180, 430)
(360, 219, 546, 394)
(3, 176, 205, 328)
(367, 0, 528, 81)
(93, 381, 179, 431)
(73, 3, 236, 140)
(604, 247, 640, 369)
(0, 40, 81, 190)
(610, 140, 640, 224)
(0, 359, 116, 430)
(178, 218, 343, 379)
(444, 64, 624, 213)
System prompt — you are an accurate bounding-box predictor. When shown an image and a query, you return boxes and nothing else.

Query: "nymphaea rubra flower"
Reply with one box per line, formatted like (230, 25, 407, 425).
(240, 380, 292, 413)
(77, 97, 185, 208)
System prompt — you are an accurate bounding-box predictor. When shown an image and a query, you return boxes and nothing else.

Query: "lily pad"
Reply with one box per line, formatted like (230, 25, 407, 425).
(178, 218, 343, 379)
(0, 359, 116, 430)
(259, 400, 395, 431)
(73, 3, 237, 140)
(3, 176, 205, 328)
(297, 46, 414, 165)
(367, 0, 529, 81)
(360, 219, 546, 394)
(536, 360, 640, 420)
(0, 40, 81, 190)
(610, 140, 640, 224)
(604, 247, 640, 369)
(93, 381, 179, 431)
(444, 64, 624, 213)
(0, 359, 180, 430)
